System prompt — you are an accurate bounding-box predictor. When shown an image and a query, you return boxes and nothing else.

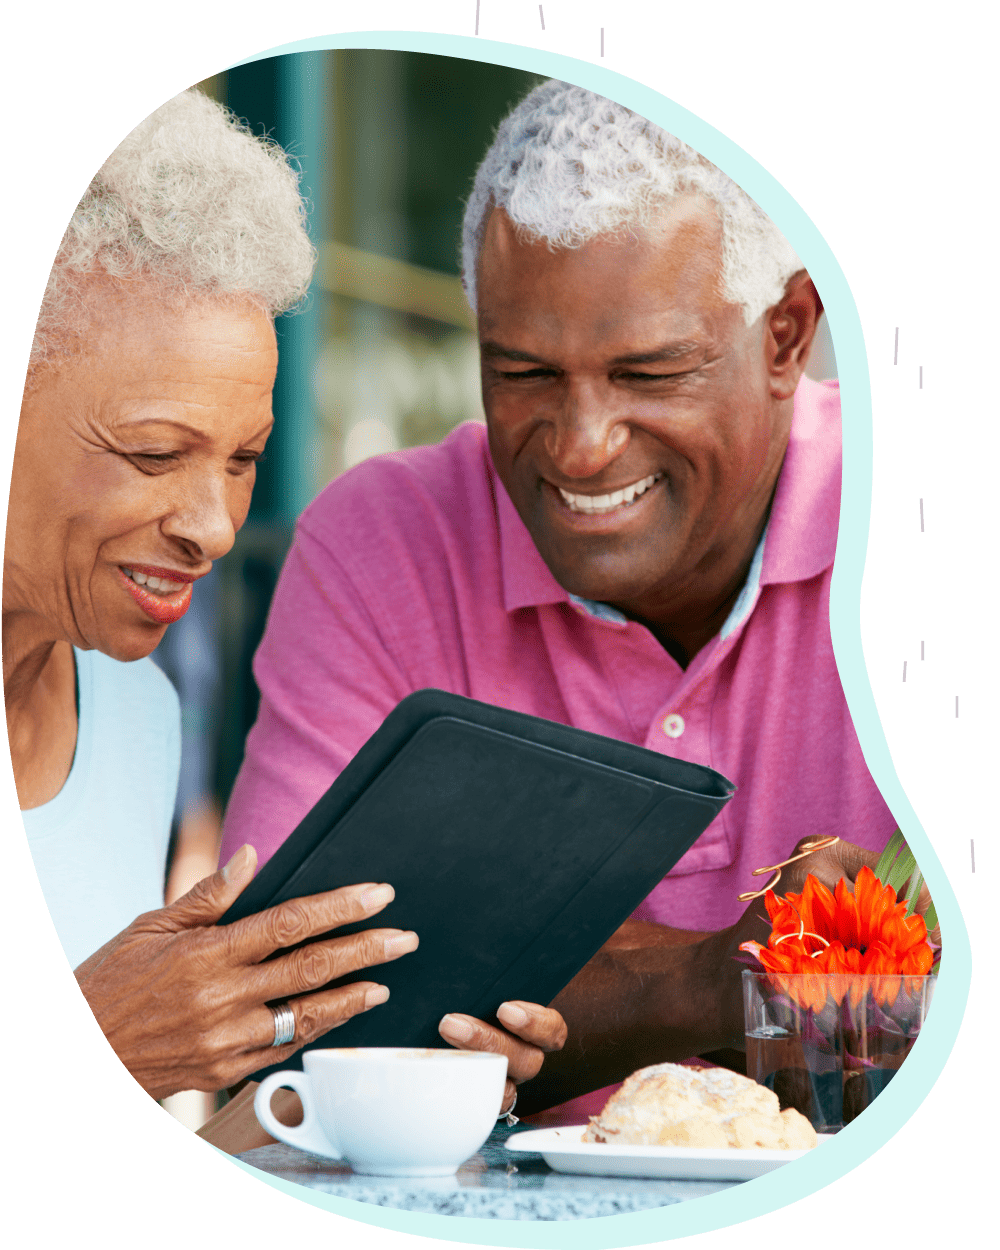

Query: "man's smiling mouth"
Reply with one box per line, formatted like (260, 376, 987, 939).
(556, 473, 662, 514)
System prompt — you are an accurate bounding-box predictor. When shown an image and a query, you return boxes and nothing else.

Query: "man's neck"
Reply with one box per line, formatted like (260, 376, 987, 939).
(611, 516, 770, 670)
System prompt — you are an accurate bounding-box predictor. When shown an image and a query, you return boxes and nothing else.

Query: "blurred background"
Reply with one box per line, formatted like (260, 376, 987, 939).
(151, 50, 837, 1127)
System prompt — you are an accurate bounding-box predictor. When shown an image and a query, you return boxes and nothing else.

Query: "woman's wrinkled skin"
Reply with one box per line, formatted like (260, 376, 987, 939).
(6, 279, 566, 1118)
(76, 849, 418, 1100)
(7, 284, 278, 809)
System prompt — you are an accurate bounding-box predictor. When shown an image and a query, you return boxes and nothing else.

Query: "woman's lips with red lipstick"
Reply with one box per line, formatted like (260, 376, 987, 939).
(118, 565, 197, 625)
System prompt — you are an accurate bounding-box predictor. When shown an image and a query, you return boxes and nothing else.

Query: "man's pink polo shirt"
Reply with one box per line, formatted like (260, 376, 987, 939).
(221, 377, 895, 931)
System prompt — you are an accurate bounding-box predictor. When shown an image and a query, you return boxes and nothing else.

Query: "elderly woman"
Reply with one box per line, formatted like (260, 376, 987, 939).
(8, 90, 564, 1127)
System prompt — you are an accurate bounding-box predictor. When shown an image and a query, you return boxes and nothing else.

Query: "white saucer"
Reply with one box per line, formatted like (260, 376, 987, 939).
(505, 1125, 829, 1181)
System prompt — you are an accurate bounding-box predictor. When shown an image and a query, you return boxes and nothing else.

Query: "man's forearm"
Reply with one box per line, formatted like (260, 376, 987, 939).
(515, 921, 749, 1114)
(517, 837, 887, 1115)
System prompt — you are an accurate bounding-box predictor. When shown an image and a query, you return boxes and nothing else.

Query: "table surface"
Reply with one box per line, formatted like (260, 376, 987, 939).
(237, 1122, 740, 1221)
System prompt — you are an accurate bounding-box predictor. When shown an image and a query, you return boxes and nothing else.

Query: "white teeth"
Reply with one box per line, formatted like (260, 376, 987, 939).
(123, 568, 185, 594)
(557, 474, 659, 514)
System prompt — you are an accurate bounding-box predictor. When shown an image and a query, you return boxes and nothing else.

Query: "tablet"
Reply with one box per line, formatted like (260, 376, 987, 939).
(220, 689, 735, 1078)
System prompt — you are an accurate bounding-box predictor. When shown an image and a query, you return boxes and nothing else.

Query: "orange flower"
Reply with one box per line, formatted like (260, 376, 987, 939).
(740, 866, 934, 1008)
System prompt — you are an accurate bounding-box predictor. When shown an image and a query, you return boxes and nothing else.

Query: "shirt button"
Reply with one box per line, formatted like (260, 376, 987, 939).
(662, 713, 685, 738)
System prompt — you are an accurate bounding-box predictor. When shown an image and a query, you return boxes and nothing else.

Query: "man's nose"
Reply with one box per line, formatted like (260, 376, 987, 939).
(160, 472, 237, 563)
(543, 380, 629, 480)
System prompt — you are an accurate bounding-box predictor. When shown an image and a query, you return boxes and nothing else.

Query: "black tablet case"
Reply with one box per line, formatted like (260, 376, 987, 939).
(219, 689, 734, 1079)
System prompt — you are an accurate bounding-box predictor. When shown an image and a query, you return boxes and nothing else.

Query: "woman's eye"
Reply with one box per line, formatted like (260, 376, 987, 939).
(231, 451, 264, 471)
(127, 453, 177, 472)
(498, 367, 555, 380)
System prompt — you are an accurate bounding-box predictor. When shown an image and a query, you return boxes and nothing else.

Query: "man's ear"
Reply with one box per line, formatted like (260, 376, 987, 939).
(766, 270, 824, 400)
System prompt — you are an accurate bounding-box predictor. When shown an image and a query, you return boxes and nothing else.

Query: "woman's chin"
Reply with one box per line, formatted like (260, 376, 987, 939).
(93, 619, 170, 664)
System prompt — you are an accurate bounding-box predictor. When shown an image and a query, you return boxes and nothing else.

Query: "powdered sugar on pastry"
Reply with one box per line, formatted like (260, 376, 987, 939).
(582, 1063, 817, 1150)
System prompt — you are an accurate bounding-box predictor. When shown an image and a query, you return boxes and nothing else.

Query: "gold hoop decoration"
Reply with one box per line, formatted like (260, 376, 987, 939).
(770, 899, 832, 956)
(737, 835, 841, 902)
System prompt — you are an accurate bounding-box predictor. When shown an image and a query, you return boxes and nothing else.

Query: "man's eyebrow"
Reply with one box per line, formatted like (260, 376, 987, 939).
(479, 342, 548, 363)
(480, 340, 704, 366)
(610, 342, 703, 365)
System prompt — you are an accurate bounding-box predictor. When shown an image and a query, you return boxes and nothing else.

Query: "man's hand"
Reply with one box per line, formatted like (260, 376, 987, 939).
(75, 844, 418, 1100)
(509, 835, 929, 1114)
(438, 1001, 567, 1114)
(199, 1000, 569, 1154)
(764, 835, 939, 943)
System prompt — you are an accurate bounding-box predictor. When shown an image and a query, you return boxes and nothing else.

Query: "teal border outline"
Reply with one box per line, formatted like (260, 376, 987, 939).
(219, 29, 972, 1247)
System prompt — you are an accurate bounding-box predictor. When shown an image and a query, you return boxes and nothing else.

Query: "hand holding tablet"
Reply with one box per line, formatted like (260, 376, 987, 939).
(219, 690, 735, 1085)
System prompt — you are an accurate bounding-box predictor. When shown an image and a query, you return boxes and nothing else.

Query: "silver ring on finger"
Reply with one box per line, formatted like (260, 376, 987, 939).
(497, 1090, 519, 1128)
(269, 1002, 296, 1048)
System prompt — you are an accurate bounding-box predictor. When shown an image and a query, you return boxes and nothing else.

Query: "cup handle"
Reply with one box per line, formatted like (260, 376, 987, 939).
(254, 1071, 342, 1160)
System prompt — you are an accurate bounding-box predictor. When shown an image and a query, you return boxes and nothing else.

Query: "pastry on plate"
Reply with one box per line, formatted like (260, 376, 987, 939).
(582, 1063, 817, 1150)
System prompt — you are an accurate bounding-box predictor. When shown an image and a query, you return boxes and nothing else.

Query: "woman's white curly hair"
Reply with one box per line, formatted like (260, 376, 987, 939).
(462, 81, 801, 325)
(32, 88, 316, 368)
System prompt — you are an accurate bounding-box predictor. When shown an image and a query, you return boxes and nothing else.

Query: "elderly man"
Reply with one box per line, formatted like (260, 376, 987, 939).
(221, 82, 898, 1112)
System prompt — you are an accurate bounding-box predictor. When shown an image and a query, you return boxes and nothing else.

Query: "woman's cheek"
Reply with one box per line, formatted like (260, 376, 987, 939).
(229, 474, 255, 530)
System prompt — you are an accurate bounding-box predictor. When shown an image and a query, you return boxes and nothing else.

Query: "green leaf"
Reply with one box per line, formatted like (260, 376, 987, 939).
(874, 830, 939, 942)
(903, 870, 924, 916)
(886, 848, 918, 896)
(873, 829, 906, 884)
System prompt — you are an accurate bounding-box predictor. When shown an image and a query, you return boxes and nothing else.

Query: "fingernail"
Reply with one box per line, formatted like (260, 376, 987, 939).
(383, 931, 419, 959)
(365, 985, 390, 1009)
(497, 1002, 529, 1029)
(439, 1014, 474, 1043)
(360, 884, 394, 912)
(222, 844, 253, 883)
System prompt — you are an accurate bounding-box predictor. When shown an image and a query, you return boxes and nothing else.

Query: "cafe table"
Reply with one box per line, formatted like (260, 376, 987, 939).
(236, 1120, 741, 1221)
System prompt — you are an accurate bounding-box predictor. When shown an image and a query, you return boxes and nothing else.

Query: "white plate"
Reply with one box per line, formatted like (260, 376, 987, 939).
(504, 1126, 828, 1181)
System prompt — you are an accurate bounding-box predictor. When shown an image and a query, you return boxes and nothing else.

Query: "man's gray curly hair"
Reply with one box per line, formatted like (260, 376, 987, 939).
(462, 81, 801, 325)
(32, 88, 316, 367)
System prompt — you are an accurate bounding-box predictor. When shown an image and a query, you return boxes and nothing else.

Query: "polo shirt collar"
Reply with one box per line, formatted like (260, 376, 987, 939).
(495, 479, 571, 613)
(493, 376, 841, 614)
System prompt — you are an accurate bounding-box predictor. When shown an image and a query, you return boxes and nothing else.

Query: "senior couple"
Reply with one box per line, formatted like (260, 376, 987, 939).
(9, 82, 907, 1147)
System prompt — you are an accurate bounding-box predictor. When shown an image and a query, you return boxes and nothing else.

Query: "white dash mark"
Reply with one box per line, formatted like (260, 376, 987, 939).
(919, 498, 924, 532)
(539, 4, 545, 29)
(902, 661, 907, 682)
(894, 327, 899, 364)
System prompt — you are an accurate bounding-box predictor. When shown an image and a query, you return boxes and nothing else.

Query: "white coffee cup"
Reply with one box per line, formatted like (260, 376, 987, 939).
(254, 1048, 508, 1176)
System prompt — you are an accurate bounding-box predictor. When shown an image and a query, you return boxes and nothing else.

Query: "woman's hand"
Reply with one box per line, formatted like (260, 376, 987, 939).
(74, 844, 418, 1100)
(438, 1001, 568, 1114)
